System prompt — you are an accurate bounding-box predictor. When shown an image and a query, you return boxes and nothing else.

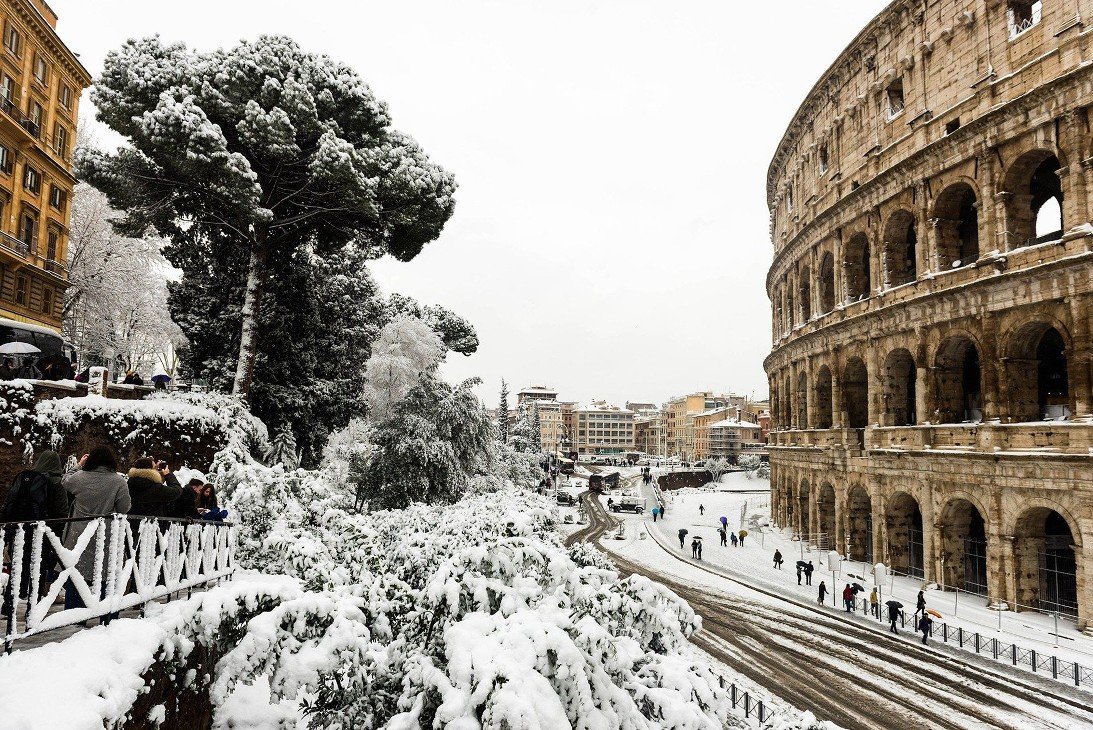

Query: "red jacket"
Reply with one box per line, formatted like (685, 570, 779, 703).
(842, 586, 854, 601)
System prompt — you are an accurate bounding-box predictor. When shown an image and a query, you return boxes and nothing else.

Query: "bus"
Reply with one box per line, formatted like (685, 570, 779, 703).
(588, 471, 620, 493)
(0, 318, 75, 362)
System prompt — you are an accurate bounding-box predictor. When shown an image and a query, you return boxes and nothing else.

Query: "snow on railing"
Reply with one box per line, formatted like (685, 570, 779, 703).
(2, 515, 235, 650)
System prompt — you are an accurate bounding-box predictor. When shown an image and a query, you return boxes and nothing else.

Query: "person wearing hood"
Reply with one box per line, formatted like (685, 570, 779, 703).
(127, 457, 182, 517)
(0, 357, 16, 380)
(1, 450, 69, 615)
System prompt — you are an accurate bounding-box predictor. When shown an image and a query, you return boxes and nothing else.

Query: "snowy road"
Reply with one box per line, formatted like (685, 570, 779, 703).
(570, 479, 1093, 730)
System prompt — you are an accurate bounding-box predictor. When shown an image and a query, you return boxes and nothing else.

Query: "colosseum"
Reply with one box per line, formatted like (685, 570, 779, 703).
(764, 0, 1092, 630)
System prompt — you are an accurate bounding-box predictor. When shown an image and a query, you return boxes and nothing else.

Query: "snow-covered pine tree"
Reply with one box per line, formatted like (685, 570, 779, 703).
(509, 403, 538, 454)
(498, 379, 510, 443)
(81, 35, 456, 397)
(531, 400, 543, 451)
(265, 423, 301, 470)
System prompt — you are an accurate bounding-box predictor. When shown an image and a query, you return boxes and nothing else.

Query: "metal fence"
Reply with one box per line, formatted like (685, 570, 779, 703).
(717, 674, 767, 723)
(2, 514, 236, 650)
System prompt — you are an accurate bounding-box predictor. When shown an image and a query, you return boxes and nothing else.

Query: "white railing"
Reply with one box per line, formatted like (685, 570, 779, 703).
(2, 515, 235, 649)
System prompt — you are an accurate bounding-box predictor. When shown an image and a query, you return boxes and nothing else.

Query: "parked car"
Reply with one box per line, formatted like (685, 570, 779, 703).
(556, 492, 576, 506)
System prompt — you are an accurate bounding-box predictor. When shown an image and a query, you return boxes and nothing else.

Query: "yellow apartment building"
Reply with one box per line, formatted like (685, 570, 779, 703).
(0, 0, 89, 331)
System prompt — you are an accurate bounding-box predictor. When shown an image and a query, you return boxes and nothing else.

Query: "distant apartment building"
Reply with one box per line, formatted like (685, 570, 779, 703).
(663, 392, 740, 460)
(708, 417, 765, 461)
(515, 385, 568, 453)
(572, 400, 635, 456)
(0, 1, 90, 330)
(633, 411, 665, 456)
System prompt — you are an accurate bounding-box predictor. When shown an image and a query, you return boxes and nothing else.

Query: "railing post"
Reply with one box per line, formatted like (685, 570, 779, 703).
(992, 638, 998, 660)
(957, 627, 963, 647)
(1076, 663, 1081, 687)
(744, 694, 751, 717)
(974, 632, 980, 653)
(731, 684, 737, 707)
(942, 623, 948, 642)
(1052, 656, 1058, 680)
(1012, 644, 1017, 665)
(1031, 649, 1037, 673)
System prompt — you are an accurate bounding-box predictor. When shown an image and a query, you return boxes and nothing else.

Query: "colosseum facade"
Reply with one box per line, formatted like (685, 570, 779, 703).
(764, 0, 1093, 630)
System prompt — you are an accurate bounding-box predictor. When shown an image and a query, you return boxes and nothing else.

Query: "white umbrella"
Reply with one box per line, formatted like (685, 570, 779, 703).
(0, 342, 40, 355)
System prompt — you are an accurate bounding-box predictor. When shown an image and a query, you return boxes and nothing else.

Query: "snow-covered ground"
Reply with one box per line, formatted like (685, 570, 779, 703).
(629, 473, 1093, 673)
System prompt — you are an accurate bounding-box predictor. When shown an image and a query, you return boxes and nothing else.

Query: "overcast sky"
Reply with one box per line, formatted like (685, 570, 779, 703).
(54, 0, 886, 407)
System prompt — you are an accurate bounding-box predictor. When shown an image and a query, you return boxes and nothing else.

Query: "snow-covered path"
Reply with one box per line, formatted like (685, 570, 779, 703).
(572, 477, 1093, 730)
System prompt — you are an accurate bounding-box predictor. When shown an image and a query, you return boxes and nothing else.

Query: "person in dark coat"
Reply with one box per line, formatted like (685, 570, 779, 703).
(804, 560, 814, 586)
(843, 583, 854, 612)
(889, 606, 902, 633)
(719, 527, 727, 546)
(918, 613, 933, 644)
(0, 357, 17, 380)
(797, 564, 803, 585)
(730, 531, 737, 547)
(18, 357, 40, 379)
(915, 590, 926, 623)
(127, 457, 181, 517)
(197, 484, 228, 521)
(773, 549, 783, 569)
(817, 581, 827, 606)
(678, 528, 687, 549)
(122, 370, 143, 385)
(169, 478, 205, 520)
(1, 450, 69, 614)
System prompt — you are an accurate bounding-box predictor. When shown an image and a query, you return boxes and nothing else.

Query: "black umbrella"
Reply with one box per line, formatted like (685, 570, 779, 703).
(678, 528, 689, 536)
(886, 600, 903, 609)
(796, 560, 808, 569)
(852, 583, 865, 593)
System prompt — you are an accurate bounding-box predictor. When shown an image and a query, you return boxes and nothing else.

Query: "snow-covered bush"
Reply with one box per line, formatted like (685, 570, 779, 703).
(737, 454, 761, 471)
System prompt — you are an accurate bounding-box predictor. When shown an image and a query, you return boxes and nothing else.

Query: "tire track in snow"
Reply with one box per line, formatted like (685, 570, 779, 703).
(571, 488, 1093, 729)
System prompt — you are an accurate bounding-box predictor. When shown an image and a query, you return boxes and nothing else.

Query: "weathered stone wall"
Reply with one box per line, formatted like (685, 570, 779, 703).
(765, 0, 1093, 631)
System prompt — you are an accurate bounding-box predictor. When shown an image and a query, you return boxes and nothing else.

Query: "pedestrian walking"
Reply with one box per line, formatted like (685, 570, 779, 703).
(915, 590, 926, 623)
(678, 528, 688, 549)
(918, 613, 933, 644)
(719, 515, 728, 532)
(690, 537, 699, 559)
(773, 549, 783, 569)
(817, 580, 827, 606)
(842, 583, 854, 612)
(699, 504, 705, 516)
(869, 588, 879, 618)
(805, 560, 814, 586)
(696, 538, 703, 561)
(796, 564, 803, 585)
(738, 529, 747, 546)
(719, 528, 727, 546)
(887, 601, 904, 634)
(730, 532, 738, 547)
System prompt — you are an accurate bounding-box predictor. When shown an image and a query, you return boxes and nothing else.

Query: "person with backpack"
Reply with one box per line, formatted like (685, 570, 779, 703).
(62, 447, 130, 612)
(1, 451, 68, 615)
(127, 457, 181, 517)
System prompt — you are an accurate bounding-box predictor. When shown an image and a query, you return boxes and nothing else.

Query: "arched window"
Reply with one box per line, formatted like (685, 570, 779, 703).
(1004, 323, 1070, 421)
(799, 266, 811, 322)
(882, 210, 917, 286)
(883, 348, 916, 426)
(843, 357, 868, 428)
(934, 336, 982, 423)
(815, 365, 833, 429)
(934, 183, 979, 268)
(818, 252, 836, 313)
(1003, 151, 1064, 247)
(844, 233, 871, 301)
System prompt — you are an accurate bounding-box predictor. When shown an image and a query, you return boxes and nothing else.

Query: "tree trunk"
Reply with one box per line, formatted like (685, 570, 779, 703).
(232, 231, 268, 397)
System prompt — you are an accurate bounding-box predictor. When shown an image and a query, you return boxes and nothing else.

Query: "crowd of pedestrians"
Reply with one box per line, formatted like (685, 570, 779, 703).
(664, 502, 944, 647)
(0, 445, 227, 620)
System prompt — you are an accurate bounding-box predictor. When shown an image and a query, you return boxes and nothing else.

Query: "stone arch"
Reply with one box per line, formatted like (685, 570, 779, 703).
(938, 495, 989, 595)
(882, 348, 917, 426)
(817, 482, 836, 546)
(846, 483, 873, 562)
(843, 356, 869, 429)
(795, 371, 808, 429)
(1002, 149, 1065, 247)
(1002, 319, 1072, 421)
(932, 333, 982, 423)
(844, 232, 871, 301)
(796, 477, 811, 537)
(815, 364, 833, 429)
(786, 276, 796, 330)
(799, 265, 812, 322)
(782, 374, 792, 427)
(933, 182, 979, 269)
(818, 251, 836, 313)
(1012, 504, 1081, 616)
(886, 491, 924, 577)
(882, 209, 917, 286)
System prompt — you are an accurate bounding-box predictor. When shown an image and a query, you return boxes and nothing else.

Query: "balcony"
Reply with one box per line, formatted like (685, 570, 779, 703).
(0, 96, 41, 140)
(0, 230, 29, 257)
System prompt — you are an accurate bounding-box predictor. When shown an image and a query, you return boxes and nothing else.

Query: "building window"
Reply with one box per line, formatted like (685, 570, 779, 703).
(23, 166, 40, 194)
(40, 286, 51, 314)
(19, 209, 36, 252)
(1008, 1, 1042, 38)
(53, 123, 68, 159)
(32, 54, 47, 86)
(945, 118, 961, 135)
(58, 83, 72, 110)
(26, 100, 42, 137)
(49, 184, 66, 211)
(15, 275, 26, 306)
(886, 79, 905, 119)
(4, 23, 20, 58)
(786, 187, 793, 213)
(818, 144, 829, 174)
(46, 228, 57, 261)
(0, 144, 10, 175)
